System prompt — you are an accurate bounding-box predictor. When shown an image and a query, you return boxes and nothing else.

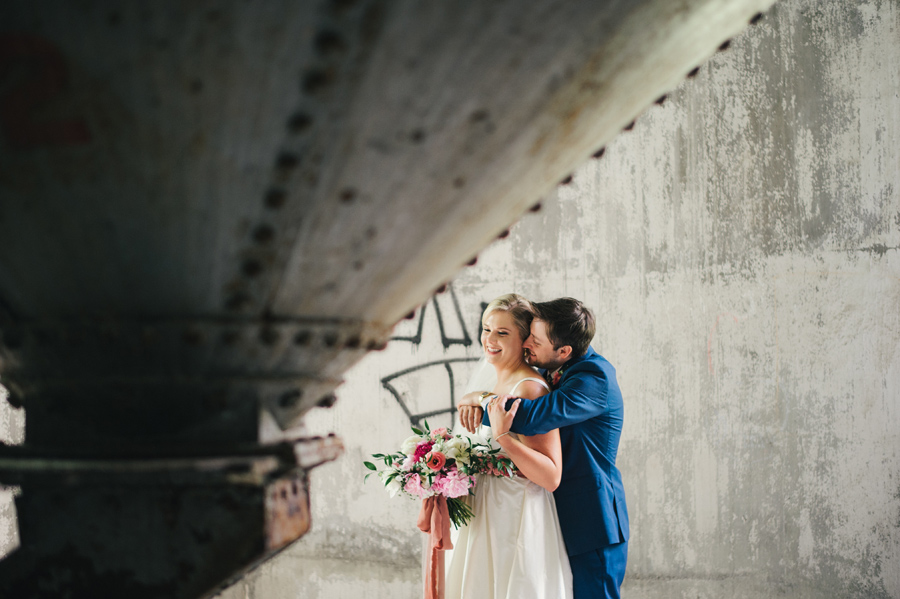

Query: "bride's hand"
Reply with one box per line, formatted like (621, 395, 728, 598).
(458, 405, 483, 433)
(487, 396, 521, 437)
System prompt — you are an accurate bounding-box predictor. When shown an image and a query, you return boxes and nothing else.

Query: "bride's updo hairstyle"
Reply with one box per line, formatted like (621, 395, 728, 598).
(482, 294, 535, 341)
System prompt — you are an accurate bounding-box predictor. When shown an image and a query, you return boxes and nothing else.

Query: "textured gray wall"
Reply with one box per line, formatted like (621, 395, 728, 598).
(2, 0, 898, 597)
(215, 1, 899, 597)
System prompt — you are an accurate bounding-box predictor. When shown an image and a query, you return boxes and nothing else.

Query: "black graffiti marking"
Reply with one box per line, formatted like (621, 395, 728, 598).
(381, 357, 479, 426)
(391, 284, 472, 348)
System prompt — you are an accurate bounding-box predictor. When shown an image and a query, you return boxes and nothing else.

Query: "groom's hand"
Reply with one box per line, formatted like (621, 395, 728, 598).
(458, 405, 483, 433)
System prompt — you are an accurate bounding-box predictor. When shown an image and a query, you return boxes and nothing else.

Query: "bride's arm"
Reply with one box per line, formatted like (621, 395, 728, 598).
(487, 381, 562, 492)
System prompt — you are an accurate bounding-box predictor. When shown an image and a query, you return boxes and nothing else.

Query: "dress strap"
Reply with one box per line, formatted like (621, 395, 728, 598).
(509, 377, 550, 396)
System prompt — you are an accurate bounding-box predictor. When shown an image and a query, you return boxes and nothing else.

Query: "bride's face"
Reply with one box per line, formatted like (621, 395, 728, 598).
(481, 310, 525, 368)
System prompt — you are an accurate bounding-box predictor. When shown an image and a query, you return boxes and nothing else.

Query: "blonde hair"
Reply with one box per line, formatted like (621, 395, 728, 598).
(482, 293, 534, 341)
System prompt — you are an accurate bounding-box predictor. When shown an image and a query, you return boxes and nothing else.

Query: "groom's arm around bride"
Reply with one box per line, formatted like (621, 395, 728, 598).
(459, 297, 629, 599)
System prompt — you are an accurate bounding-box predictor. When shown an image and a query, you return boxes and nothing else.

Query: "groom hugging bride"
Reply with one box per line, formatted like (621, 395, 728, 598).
(449, 295, 629, 599)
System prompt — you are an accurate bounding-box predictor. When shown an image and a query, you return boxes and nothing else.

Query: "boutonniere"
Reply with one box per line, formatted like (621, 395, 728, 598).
(549, 368, 564, 387)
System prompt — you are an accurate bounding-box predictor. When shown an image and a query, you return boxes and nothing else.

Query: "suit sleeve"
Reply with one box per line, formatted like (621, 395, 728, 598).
(480, 364, 610, 436)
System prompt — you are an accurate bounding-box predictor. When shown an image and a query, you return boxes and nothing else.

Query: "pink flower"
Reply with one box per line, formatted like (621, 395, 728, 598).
(404, 473, 431, 499)
(431, 427, 451, 440)
(432, 467, 473, 499)
(413, 440, 434, 462)
(425, 451, 446, 471)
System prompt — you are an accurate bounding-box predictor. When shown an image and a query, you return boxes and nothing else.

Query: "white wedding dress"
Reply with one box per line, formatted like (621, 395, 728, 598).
(445, 377, 573, 599)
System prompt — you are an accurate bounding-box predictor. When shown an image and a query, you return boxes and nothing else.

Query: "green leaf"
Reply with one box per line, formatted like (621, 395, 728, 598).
(411, 426, 424, 435)
(363, 461, 377, 471)
(424, 419, 430, 431)
(371, 453, 385, 458)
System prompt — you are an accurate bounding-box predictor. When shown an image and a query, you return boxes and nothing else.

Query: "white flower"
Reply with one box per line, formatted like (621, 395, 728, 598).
(385, 477, 402, 497)
(401, 434, 425, 455)
(446, 437, 470, 465)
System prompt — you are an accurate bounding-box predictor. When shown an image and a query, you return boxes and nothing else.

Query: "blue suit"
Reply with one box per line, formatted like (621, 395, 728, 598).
(484, 347, 629, 598)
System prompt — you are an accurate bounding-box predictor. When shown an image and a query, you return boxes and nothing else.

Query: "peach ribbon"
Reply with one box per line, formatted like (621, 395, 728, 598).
(417, 495, 453, 599)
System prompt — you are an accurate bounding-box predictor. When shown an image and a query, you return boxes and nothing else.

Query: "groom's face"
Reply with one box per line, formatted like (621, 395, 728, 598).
(523, 319, 568, 371)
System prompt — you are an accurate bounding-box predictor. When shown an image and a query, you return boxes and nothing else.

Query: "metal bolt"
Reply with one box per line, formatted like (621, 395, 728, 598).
(339, 188, 356, 203)
(242, 259, 263, 278)
(294, 330, 312, 346)
(288, 112, 313, 134)
(317, 394, 338, 408)
(466, 256, 478, 266)
(265, 188, 287, 209)
(302, 68, 334, 95)
(279, 389, 303, 409)
(260, 328, 280, 346)
(655, 95, 667, 105)
(718, 40, 731, 52)
(750, 12, 764, 25)
(623, 120, 635, 131)
(253, 224, 275, 244)
(315, 29, 346, 56)
(529, 202, 542, 213)
(592, 147, 606, 159)
(560, 175, 573, 185)
(687, 66, 700, 78)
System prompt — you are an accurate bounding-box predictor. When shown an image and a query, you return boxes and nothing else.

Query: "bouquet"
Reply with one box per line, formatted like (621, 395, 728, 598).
(364, 421, 517, 528)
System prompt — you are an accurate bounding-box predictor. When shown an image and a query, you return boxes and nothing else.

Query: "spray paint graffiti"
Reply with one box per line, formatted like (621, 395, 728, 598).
(391, 285, 474, 348)
(383, 285, 486, 426)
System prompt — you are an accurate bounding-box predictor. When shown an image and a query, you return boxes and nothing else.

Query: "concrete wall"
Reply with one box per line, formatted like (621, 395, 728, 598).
(217, 0, 900, 597)
(1, 0, 897, 596)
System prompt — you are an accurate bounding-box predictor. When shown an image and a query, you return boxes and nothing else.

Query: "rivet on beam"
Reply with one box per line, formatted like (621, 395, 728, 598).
(314, 29, 346, 57)
(260, 328, 280, 346)
(623, 120, 635, 131)
(265, 188, 287, 209)
(687, 66, 700, 78)
(560, 175, 573, 185)
(750, 12, 764, 25)
(529, 202, 542, 213)
(225, 293, 252, 312)
(367, 339, 388, 351)
(253, 224, 275, 245)
(497, 228, 511, 239)
(592, 147, 606, 159)
(718, 39, 731, 52)
(339, 188, 356, 203)
(302, 68, 334, 95)
(242, 259, 264, 278)
(276, 152, 299, 172)
(294, 330, 312, 346)
(655, 95, 667, 105)
(317, 394, 338, 408)
(279, 389, 303, 409)
(287, 112, 313, 134)
(435, 284, 448, 294)
(404, 309, 417, 320)
(466, 256, 478, 266)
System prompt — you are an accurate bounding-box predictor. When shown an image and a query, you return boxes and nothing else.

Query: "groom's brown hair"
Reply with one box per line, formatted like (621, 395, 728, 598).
(532, 298, 595, 358)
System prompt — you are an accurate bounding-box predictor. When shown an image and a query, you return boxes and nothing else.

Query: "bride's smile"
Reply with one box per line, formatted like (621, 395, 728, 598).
(481, 311, 524, 368)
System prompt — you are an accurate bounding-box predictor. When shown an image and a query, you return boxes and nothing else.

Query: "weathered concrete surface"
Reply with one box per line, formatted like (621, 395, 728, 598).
(214, 0, 900, 597)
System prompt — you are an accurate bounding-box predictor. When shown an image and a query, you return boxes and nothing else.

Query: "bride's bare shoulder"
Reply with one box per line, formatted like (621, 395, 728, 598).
(514, 372, 549, 401)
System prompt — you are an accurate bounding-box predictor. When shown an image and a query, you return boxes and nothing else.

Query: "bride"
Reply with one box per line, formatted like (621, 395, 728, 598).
(446, 294, 573, 598)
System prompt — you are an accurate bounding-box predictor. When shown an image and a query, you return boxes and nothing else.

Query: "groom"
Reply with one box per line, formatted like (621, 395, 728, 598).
(459, 297, 629, 599)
